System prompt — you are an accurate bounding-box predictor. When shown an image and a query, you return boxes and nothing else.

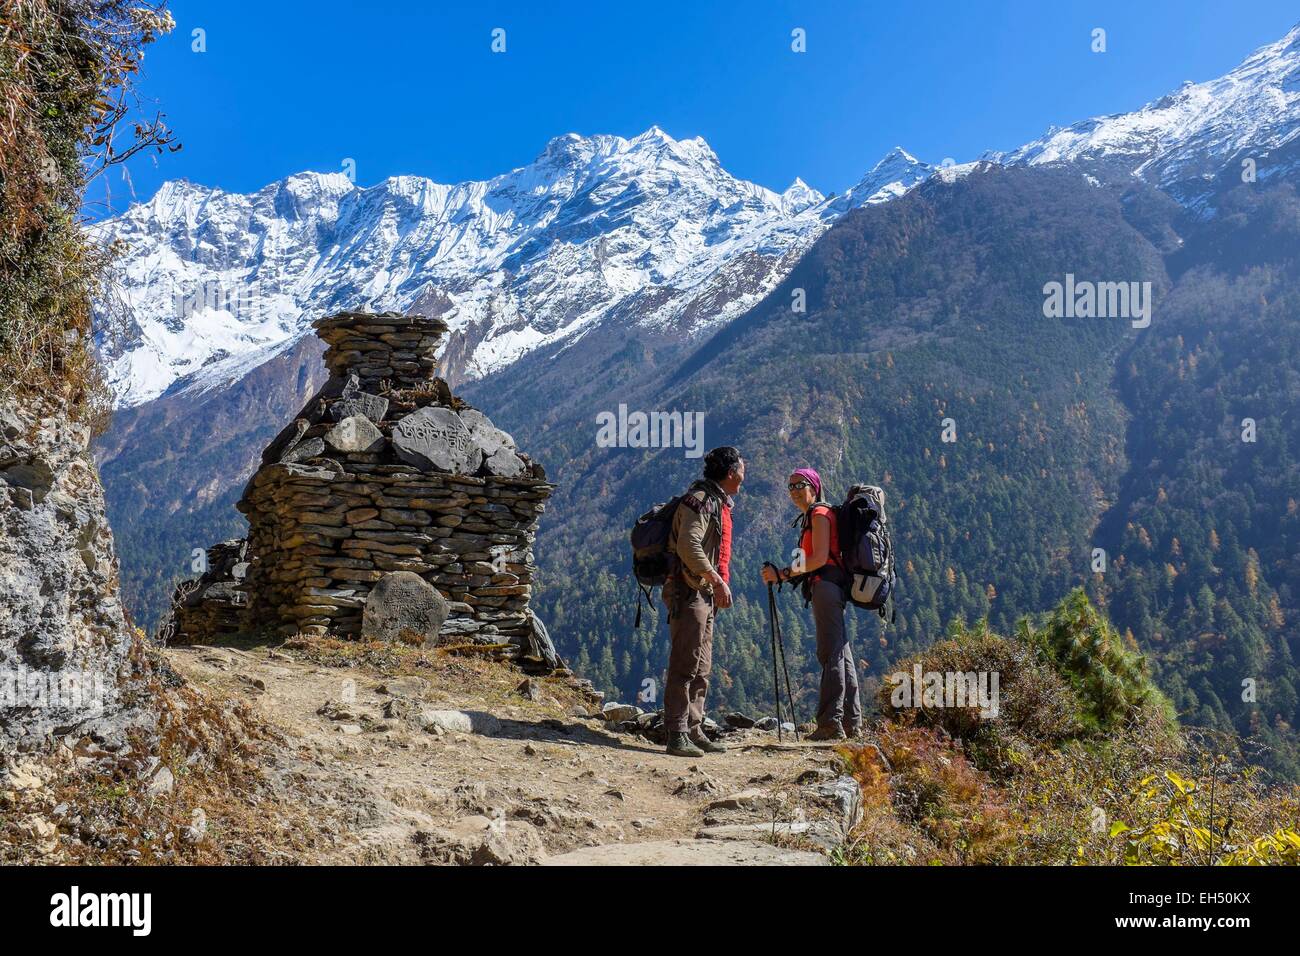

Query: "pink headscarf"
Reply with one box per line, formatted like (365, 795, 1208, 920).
(789, 468, 822, 499)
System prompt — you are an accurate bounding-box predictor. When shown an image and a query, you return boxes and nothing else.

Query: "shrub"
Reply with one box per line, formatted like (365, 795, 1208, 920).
(1107, 729, 1300, 865)
(0, 0, 174, 415)
(1021, 588, 1174, 732)
(841, 724, 1015, 864)
(878, 618, 1082, 774)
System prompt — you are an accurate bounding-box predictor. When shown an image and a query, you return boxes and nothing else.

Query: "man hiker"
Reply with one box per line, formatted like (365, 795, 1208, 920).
(663, 445, 743, 757)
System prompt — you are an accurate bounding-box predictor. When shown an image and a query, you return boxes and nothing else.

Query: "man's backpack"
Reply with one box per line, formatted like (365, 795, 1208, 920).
(835, 484, 898, 620)
(629, 497, 682, 627)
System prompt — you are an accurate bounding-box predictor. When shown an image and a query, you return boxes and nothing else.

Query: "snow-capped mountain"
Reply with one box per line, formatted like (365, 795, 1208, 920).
(990, 24, 1300, 203)
(94, 22, 1300, 410)
(94, 127, 930, 408)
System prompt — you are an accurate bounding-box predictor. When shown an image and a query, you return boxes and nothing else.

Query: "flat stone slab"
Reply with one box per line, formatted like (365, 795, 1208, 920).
(695, 821, 842, 853)
(330, 392, 389, 424)
(706, 788, 777, 812)
(540, 839, 827, 866)
(391, 406, 477, 473)
(416, 709, 501, 736)
(325, 415, 385, 453)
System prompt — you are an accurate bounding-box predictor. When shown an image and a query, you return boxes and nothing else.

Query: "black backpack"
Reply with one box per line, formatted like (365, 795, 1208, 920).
(835, 484, 898, 620)
(629, 483, 727, 627)
(629, 496, 682, 628)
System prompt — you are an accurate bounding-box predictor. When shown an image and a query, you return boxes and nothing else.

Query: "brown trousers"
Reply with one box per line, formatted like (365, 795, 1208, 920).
(663, 581, 714, 735)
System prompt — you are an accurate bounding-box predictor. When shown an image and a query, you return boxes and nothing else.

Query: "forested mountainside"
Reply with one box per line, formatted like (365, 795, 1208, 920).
(463, 165, 1154, 709)
(1097, 180, 1300, 778)
(460, 164, 1300, 779)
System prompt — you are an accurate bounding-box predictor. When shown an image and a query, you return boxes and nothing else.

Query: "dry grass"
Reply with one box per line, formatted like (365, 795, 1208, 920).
(280, 633, 589, 716)
(0, 640, 337, 865)
(828, 713, 1300, 866)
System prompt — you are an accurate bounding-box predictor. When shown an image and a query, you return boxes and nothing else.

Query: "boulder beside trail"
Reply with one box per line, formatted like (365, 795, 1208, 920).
(416, 709, 501, 736)
(360, 571, 449, 645)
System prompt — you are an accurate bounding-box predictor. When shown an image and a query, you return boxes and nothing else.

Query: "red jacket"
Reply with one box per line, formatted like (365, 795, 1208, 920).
(718, 502, 733, 584)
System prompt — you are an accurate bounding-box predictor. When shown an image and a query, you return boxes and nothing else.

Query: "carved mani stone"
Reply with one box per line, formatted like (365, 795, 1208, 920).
(280, 437, 325, 464)
(391, 406, 476, 473)
(330, 391, 389, 424)
(361, 571, 449, 645)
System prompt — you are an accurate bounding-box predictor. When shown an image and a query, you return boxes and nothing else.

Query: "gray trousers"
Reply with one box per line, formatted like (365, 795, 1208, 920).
(664, 582, 714, 735)
(812, 578, 862, 730)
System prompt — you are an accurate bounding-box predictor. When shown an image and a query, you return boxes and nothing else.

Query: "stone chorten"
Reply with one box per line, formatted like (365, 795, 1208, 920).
(174, 311, 558, 670)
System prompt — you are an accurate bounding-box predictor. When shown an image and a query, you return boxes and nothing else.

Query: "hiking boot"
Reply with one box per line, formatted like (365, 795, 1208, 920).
(666, 732, 705, 757)
(690, 733, 727, 754)
(806, 724, 848, 742)
(842, 722, 863, 739)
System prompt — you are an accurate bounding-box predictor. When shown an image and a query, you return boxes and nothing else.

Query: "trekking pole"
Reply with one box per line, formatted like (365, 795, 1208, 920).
(765, 580, 783, 741)
(773, 592, 802, 740)
(763, 561, 801, 741)
(763, 567, 801, 741)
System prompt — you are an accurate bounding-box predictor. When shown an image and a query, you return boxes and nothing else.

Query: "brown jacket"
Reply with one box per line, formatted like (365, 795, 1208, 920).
(669, 481, 730, 594)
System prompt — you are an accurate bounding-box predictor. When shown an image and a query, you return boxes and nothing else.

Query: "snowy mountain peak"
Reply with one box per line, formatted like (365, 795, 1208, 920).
(881, 146, 921, 165)
(93, 127, 851, 407)
(781, 177, 825, 213)
(92, 23, 1300, 410)
(988, 22, 1300, 202)
(823, 145, 932, 215)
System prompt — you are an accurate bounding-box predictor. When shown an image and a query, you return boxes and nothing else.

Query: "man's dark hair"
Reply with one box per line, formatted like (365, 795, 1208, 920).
(703, 446, 742, 483)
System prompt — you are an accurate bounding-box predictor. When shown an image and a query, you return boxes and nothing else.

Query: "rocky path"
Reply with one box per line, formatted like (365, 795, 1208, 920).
(165, 641, 859, 865)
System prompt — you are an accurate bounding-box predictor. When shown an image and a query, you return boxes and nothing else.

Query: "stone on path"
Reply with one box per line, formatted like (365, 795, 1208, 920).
(601, 702, 642, 723)
(416, 709, 501, 736)
(415, 814, 543, 866)
(695, 821, 843, 853)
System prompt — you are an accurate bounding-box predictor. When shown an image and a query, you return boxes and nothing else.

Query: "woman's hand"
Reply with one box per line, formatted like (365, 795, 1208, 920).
(761, 565, 781, 584)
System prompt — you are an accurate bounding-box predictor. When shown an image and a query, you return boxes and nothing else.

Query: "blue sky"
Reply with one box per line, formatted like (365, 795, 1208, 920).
(96, 0, 1299, 217)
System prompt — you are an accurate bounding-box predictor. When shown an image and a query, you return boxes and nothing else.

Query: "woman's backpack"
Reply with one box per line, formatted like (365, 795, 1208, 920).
(836, 484, 898, 620)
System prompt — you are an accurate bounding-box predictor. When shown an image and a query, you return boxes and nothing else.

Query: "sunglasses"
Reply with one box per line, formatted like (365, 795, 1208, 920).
(787, 481, 813, 492)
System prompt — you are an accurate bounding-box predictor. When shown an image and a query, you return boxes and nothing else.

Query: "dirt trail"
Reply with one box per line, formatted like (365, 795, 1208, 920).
(165, 641, 855, 865)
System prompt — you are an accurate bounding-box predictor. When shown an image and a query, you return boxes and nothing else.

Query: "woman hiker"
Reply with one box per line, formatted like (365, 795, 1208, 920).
(760, 468, 862, 741)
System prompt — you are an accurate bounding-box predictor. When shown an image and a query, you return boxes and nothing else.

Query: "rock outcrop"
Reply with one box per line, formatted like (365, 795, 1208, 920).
(0, 397, 146, 751)
(172, 311, 559, 671)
